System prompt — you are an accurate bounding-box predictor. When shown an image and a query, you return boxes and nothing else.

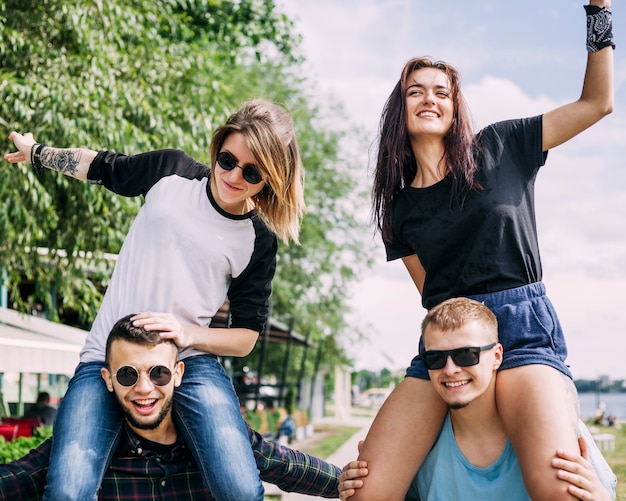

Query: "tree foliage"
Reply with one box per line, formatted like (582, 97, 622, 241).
(0, 0, 372, 376)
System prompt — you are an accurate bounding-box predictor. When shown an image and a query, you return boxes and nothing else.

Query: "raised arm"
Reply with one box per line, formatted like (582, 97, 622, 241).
(542, 1, 614, 151)
(4, 131, 97, 181)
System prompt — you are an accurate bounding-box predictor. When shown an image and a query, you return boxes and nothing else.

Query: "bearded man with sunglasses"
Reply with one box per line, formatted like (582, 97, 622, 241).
(339, 298, 616, 500)
(0, 315, 341, 500)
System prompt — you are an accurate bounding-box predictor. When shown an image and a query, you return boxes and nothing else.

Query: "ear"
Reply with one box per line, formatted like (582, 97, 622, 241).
(101, 367, 115, 393)
(493, 343, 503, 370)
(173, 361, 185, 388)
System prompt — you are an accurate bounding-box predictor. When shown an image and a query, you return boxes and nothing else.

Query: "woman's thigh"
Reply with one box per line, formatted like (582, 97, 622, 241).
(352, 377, 447, 501)
(497, 364, 580, 501)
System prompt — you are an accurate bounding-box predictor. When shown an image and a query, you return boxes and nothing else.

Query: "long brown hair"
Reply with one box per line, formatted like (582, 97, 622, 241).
(372, 57, 480, 242)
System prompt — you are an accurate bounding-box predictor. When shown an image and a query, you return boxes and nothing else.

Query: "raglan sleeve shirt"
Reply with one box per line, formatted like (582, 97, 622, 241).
(80, 149, 276, 361)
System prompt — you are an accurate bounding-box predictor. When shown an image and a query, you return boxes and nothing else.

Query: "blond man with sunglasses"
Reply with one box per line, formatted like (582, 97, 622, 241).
(4, 99, 305, 500)
(339, 298, 616, 500)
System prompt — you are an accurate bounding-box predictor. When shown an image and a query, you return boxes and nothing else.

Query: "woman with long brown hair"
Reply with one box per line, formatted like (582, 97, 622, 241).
(355, 2, 614, 500)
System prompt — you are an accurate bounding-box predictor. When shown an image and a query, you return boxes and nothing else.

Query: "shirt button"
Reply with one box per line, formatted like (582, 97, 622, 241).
(161, 480, 166, 487)
(136, 448, 143, 455)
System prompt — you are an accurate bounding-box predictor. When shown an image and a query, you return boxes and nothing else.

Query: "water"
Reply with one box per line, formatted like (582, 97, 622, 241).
(579, 392, 626, 420)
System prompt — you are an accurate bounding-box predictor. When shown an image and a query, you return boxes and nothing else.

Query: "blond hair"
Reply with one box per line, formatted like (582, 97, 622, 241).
(422, 297, 498, 343)
(210, 99, 305, 244)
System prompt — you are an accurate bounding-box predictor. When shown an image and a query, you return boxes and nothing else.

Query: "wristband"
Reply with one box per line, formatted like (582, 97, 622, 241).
(32, 143, 47, 176)
(585, 5, 615, 52)
(30, 143, 38, 166)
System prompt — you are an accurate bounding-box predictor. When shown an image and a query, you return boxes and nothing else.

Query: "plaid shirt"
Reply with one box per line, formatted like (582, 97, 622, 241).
(0, 424, 340, 500)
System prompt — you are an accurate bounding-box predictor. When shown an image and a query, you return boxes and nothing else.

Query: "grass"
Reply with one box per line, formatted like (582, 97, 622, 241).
(263, 423, 360, 500)
(303, 424, 361, 459)
(592, 424, 626, 500)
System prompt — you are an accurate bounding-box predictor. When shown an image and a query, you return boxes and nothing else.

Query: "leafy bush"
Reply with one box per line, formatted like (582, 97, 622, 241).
(0, 426, 52, 463)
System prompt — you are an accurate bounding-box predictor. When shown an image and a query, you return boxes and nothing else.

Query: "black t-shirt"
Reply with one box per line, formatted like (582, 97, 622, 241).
(385, 116, 548, 309)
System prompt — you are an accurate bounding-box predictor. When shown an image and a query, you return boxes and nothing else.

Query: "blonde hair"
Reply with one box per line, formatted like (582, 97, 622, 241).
(422, 297, 498, 344)
(210, 99, 305, 244)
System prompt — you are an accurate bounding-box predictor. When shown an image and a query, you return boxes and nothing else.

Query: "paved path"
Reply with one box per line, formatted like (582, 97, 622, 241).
(277, 414, 373, 500)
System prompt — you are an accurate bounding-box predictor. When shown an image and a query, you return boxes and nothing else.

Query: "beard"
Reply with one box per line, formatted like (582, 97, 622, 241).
(119, 396, 174, 431)
(449, 401, 469, 410)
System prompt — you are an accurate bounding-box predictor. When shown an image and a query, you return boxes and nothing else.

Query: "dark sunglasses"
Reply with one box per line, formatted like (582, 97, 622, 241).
(420, 343, 496, 370)
(216, 151, 263, 185)
(112, 365, 173, 387)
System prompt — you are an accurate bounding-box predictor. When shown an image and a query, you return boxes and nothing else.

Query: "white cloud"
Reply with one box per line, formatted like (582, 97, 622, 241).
(278, 0, 626, 380)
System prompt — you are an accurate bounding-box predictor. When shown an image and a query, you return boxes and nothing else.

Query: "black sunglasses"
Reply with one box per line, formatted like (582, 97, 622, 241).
(420, 343, 496, 370)
(216, 151, 263, 185)
(112, 365, 173, 387)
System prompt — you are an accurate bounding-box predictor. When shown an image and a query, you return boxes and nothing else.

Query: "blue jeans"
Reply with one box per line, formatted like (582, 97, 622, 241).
(43, 362, 123, 501)
(174, 355, 264, 500)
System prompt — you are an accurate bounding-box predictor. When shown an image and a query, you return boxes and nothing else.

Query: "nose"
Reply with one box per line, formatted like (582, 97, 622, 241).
(442, 355, 461, 374)
(224, 164, 246, 183)
(133, 372, 155, 392)
(422, 89, 435, 105)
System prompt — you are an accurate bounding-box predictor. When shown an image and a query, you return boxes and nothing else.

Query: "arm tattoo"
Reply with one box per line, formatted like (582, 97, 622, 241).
(40, 147, 82, 176)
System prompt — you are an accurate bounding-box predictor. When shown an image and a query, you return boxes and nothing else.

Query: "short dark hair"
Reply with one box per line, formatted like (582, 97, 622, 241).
(105, 314, 175, 364)
(36, 392, 50, 404)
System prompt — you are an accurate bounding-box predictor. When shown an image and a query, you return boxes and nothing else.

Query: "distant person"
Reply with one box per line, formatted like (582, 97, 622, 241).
(275, 414, 296, 444)
(360, 2, 615, 499)
(0, 315, 341, 499)
(339, 298, 616, 501)
(23, 392, 57, 427)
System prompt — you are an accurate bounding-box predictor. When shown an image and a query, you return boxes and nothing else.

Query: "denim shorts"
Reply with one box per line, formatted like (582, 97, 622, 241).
(406, 282, 572, 380)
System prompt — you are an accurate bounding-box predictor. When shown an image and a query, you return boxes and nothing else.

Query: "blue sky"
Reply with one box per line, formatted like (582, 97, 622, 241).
(277, 0, 626, 379)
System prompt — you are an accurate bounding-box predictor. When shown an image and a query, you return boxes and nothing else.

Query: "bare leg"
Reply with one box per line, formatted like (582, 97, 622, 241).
(497, 365, 580, 501)
(352, 377, 447, 501)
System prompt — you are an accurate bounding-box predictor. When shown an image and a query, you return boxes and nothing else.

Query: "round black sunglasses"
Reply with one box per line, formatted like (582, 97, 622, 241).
(112, 365, 173, 387)
(420, 343, 496, 370)
(216, 151, 263, 185)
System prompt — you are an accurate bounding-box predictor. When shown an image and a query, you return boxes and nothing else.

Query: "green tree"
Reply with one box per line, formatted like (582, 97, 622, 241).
(0, 0, 298, 318)
(0, 0, 373, 376)
(221, 61, 373, 383)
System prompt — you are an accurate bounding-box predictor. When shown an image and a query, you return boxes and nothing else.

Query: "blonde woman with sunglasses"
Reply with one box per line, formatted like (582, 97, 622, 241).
(4, 99, 305, 501)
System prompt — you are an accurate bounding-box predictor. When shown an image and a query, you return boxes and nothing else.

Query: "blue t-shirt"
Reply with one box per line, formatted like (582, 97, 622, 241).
(406, 414, 530, 501)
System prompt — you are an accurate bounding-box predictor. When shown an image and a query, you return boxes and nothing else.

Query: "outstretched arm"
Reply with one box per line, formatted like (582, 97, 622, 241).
(542, 1, 614, 151)
(4, 131, 97, 181)
(247, 423, 341, 498)
(0, 439, 50, 500)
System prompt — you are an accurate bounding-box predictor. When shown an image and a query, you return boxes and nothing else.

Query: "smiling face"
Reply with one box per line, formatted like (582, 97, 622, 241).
(210, 132, 266, 215)
(423, 320, 502, 410)
(405, 67, 454, 141)
(102, 339, 183, 434)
